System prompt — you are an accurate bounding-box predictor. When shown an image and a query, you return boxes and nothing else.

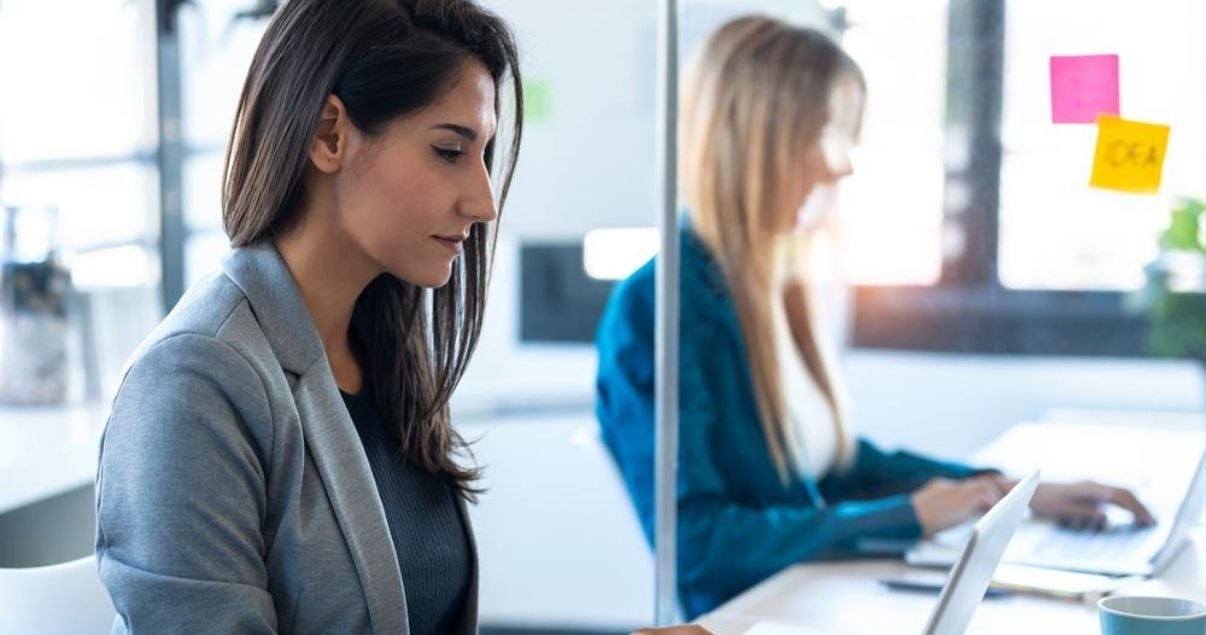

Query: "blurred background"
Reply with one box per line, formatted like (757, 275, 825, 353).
(0, 0, 1202, 633)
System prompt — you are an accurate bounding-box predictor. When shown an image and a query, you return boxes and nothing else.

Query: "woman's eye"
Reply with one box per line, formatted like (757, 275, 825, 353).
(433, 146, 465, 164)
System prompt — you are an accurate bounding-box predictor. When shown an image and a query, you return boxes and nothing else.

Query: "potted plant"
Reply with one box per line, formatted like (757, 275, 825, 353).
(1137, 198, 1206, 367)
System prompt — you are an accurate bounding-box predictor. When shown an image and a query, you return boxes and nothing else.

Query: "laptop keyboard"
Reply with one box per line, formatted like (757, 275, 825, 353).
(1028, 524, 1156, 562)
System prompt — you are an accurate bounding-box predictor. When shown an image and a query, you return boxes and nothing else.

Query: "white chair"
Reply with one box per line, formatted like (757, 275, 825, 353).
(0, 555, 116, 634)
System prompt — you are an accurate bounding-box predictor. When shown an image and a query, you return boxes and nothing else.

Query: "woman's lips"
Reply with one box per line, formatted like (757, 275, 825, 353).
(433, 235, 465, 253)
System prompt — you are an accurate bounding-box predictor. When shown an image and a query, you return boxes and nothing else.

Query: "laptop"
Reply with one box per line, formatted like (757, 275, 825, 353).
(1000, 448, 1206, 577)
(739, 470, 1041, 635)
(921, 469, 1040, 635)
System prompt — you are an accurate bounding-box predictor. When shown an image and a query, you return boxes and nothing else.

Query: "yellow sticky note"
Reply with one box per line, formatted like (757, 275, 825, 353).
(1089, 115, 1171, 194)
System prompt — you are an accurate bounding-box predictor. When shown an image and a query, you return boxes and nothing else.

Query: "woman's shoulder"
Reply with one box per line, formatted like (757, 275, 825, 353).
(126, 271, 270, 374)
(609, 257, 656, 310)
(606, 240, 733, 315)
(600, 254, 737, 346)
(97, 274, 281, 535)
(112, 270, 284, 436)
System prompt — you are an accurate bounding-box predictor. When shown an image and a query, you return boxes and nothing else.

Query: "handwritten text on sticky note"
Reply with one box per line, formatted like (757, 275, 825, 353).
(1089, 115, 1170, 194)
(1051, 54, 1120, 124)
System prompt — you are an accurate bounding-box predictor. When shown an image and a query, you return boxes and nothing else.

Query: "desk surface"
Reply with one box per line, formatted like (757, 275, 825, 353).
(0, 402, 108, 514)
(699, 532, 1206, 635)
(699, 415, 1206, 635)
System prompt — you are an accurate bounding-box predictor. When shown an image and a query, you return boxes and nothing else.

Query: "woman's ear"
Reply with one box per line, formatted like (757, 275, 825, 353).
(309, 94, 351, 174)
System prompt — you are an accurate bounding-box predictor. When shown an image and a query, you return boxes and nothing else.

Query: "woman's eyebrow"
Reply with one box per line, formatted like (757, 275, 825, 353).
(430, 123, 478, 141)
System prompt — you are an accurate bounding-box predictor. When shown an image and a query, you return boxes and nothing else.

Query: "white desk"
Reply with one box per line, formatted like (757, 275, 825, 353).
(698, 532, 1206, 635)
(699, 417, 1206, 635)
(0, 402, 109, 515)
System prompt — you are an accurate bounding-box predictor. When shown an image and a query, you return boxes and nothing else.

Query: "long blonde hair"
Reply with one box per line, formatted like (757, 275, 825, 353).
(681, 16, 863, 482)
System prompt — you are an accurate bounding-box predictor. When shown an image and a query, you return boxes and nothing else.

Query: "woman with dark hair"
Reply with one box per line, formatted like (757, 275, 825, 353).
(95, 1, 711, 633)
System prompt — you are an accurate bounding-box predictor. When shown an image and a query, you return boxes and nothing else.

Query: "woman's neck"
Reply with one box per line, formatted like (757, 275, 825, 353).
(274, 202, 380, 393)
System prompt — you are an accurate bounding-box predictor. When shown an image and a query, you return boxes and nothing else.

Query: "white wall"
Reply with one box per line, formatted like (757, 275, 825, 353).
(481, 0, 834, 240)
(846, 352, 1204, 461)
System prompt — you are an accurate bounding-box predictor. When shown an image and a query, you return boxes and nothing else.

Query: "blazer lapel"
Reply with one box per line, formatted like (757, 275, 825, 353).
(294, 369, 410, 634)
(223, 242, 410, 633)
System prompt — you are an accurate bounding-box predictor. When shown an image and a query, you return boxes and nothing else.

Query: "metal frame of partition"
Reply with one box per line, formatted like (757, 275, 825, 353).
(155, 0, 190, 313)
(653, 0, 680, 625)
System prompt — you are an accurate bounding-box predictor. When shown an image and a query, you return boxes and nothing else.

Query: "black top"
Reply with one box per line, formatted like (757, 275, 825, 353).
(340, 388, 472, 635)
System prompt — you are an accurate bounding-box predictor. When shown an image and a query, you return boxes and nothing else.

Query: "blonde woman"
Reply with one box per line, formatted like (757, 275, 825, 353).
(595, 16, 1153, 619)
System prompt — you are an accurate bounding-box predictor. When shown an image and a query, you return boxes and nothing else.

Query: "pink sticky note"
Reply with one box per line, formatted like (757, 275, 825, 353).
(1050, 54, 1120, 124)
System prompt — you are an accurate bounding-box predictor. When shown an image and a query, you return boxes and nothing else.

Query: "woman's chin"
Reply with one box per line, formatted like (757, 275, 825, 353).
(405, 265, 455, 289)
(386, 254, 458, 288)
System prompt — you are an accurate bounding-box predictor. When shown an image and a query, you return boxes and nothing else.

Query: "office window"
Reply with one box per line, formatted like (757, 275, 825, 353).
(838, 0, 948, 286)
(178, 0, 269, 286)
(998, 0, 1206, 291)
(0, 0, 163, 402)
(847, 0, 1203, 356)
(0, 0, 159, 263)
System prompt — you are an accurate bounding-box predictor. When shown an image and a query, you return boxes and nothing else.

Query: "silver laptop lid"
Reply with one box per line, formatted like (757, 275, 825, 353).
(1150, 448, 1206, 575)
(923, 470, 1041, 635)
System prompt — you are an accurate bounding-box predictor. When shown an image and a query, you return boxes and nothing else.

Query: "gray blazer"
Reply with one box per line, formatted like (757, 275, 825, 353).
(95, 242, 478, 634)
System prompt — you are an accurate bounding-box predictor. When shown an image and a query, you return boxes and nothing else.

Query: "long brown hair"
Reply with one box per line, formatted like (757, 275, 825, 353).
(222, 0, 523, 500)
(681, 16, 861, 481)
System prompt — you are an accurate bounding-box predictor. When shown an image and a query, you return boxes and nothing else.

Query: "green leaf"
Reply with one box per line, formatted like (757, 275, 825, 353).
(1162, 198, 1204, 251)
